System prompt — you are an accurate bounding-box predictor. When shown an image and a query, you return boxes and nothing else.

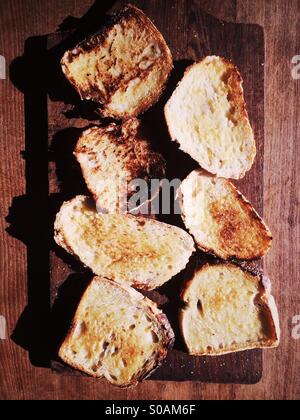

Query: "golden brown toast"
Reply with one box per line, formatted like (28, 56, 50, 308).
(180, 263, 280, 356)
(75, 119, 166, 213)
(54, 196, 195, 290)
(59, 277, 174, 387)
(61, 4, 173, 119)
(179, 170, 272, 260)
(165, 56, 256, 179)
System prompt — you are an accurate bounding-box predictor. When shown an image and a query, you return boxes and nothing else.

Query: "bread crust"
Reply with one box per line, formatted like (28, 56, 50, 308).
(180, 263, 280, 356)
(59, 277, 175, 387)
(179, 170, 273, 261)
(61, 4, 173, 120)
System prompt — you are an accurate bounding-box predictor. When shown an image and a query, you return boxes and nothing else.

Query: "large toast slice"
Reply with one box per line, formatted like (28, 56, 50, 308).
(179, 170, 272, 260)
(54, 196, 195, 290)
(61, 4, 173, 120)
(59, 277, 174, 387)
(75, 119, 166, 213)
(180, 263, 280, 356)
(165, 56, 256, 179)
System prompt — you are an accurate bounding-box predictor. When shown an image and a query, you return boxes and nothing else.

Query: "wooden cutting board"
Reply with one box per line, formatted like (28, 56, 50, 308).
(48, 0, 265, 384)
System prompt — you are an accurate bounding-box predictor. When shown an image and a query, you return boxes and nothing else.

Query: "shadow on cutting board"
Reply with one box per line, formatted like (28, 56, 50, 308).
(6, 0, 118, 368)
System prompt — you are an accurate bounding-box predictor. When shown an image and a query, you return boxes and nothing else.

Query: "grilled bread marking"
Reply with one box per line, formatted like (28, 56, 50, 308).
(54, 196, 195, 290)
(165, 56, 256, 179)
(180, 264, 280, 356)
(75, 119, 166, 213)
(61, 5, 173, 119)
(179, 170, 272, 260)
(59, 277, 175, 387)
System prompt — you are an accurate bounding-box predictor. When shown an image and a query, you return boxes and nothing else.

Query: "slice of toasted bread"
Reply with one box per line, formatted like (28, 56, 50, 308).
(54, 196, 195, 290)
(180, 263, 280, 356)
(165, 56, 256, 179)
(61, 4, 173, 120)
(75, 119, 166, 213)
(59, 277, 174, 387)
(179, 170, 272, 260)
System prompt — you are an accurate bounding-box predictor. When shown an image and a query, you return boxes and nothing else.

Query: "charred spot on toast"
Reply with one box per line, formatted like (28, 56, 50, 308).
(61, 5, 173, 119)
(74, 120, 166, 213)
(209, 201, 243, 251)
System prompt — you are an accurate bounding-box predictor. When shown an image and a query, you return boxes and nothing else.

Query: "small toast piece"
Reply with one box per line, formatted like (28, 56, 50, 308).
(59, 277, 174, 387)
(179, 170, 272, 260)
(54, 196, 195, 290)
(180, 264, 280, 356)
(75, 119, 166, 213)
(61, 4, 173, 119)
(165, 56, 256, 179)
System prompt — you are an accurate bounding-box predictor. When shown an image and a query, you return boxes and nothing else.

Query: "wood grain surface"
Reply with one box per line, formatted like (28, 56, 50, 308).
(0, 0, 299, 400)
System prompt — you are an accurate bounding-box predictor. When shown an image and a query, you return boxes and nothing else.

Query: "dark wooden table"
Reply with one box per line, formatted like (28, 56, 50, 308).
(0, 0, 299, 400)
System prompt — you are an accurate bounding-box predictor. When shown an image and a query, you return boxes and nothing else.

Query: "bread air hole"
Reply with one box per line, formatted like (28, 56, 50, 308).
(197, 300, 204, 317)
(129, 324, 136, 330)
(151, 331, 159, 343)
(103, 341, 109, 351)
(112, 347, 119, 356)
(207, 346, 213, 352)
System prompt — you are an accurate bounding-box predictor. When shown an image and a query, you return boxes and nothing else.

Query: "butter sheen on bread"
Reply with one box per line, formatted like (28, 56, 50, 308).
(180, 264, 280, 356)
(59, 277, 174, 387)
(165, 56, 256, 179)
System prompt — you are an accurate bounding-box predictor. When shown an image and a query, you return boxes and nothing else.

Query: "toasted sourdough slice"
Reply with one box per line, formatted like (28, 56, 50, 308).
(179, 170, 272, 260)
(54, 196, 195, 290)
(165, 56, 256, 179)
(180, 264, 280, 356)
(75, 119, 166, 213)
(59, 277, 174, 387)
(61, 4, 173, 119)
